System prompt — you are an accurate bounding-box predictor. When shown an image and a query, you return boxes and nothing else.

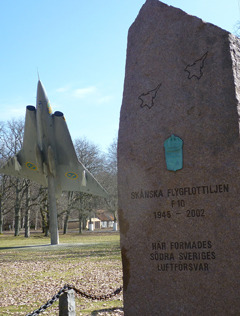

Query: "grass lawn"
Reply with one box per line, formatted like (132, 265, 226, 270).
(0, 230, 123, 316)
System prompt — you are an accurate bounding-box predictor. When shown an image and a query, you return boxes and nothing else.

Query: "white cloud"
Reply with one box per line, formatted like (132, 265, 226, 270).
(96, 95, 113, 104)
(73, 86, 97, 99)
(56, 87, 68, 93)
(54, 83, 114, 106)
(0, 104, 26, 122)
(9, 107, 26, 116)
(55, 84, 72, 93)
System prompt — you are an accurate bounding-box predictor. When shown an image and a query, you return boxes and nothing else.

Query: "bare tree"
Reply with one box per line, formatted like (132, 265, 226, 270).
(0, 119, 44, 236)
(234, 21, 240, 38)
(63, 137, 107, 232)
(24, 181, 30, 237)
(38, 187, 50, 236)
(102, 137, 118, 222)
(0, 174, 11, 233)
(0, 119, 24, 159)
(63, 191, 73, 234)
(0, 119, 26, 236)
(74, 137, 106, 174)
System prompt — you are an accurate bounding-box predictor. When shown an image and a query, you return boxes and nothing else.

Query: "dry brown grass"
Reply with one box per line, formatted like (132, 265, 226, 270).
(0, 231, 123, 315)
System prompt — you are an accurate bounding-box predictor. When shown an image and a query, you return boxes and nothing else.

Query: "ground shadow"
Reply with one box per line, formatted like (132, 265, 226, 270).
(0, 244, 51, 250)
(91, 307, 124, 315)
(0, 243, 86, 250)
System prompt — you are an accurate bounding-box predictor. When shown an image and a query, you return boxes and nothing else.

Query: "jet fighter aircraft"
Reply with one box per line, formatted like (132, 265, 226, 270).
(0, 80, 108, 199)
(0, 80, 108, 244)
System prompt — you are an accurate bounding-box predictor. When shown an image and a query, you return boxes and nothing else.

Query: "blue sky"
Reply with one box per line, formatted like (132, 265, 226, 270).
(0, 0, 239, 152)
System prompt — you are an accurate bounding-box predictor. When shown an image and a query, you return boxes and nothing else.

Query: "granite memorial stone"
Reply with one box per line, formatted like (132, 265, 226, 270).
(118, 0, 240, 315)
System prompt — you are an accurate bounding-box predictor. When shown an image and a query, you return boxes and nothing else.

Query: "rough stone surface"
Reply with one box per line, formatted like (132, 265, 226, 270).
(118, 0, 240, 315)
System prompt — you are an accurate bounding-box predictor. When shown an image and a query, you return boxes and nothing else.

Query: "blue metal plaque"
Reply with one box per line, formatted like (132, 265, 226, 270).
(164, 135, 183, 171)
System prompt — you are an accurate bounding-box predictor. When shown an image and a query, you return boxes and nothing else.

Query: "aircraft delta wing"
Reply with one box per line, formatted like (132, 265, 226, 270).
(0, 80, 108, 199)
(52, 109, 108, 197)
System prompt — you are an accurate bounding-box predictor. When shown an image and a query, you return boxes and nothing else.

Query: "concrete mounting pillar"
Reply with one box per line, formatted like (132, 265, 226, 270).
(89, 223, 94, 231)
(48, 173, 59, 245)
(113, 222, 118, 231)
(59, 289, 76, 316)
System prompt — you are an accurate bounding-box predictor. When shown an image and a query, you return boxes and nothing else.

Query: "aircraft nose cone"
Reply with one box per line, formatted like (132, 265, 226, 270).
(37, 80, 52, 114)
(37, 80, 48, 104)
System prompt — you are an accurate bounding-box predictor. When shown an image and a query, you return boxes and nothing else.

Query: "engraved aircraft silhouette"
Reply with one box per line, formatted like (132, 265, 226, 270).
(184, 52, 208, 79)
(0, 80, 108, 199)
(138, 83, 162, 109)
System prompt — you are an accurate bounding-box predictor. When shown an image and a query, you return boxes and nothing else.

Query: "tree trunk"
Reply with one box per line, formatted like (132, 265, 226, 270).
(63, 192, 73, 234)
(0, 193, 3, 234)
(42, 217, 45, 233)
(25, 183, 30, 238)
(35, 209, 38, 230)
(44, 219, 49, 236)
(78, 196, 83, 234)
(21, 211, 25, 229)
(25, 209, 30, 237)
(40, 206, 45, 233)
(0, 177, 5, 234)
(82, 217, 87, 230)
(78, 213, 82, 234)
(44, 199, 49, 237)
(15, 179, 20, 236)
(63, 213, 69, 234)
(40, 200, 49, 236)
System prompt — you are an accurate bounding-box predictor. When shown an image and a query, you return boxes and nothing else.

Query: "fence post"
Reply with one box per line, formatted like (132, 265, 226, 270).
(59, 289, 76, 316)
